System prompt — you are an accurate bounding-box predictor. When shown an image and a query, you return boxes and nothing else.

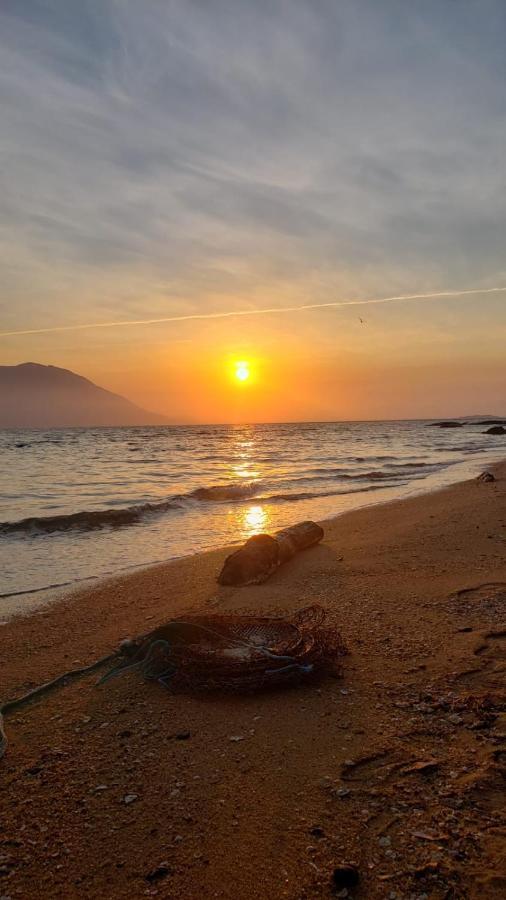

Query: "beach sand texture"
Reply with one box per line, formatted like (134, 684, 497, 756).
(1, 465, 505, 898)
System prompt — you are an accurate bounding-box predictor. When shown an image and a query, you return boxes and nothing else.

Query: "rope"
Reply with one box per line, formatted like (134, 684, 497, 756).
(0, 651, 118, 760)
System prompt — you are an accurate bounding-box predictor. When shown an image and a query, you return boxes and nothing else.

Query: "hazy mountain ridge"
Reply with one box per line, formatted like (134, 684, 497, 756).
(0, 363, 169, 427)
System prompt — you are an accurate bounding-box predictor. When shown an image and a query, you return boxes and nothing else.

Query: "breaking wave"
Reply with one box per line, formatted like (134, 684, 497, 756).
(0, 458, 459, 537)
(191, 482, 259, 502)
(1, 475, 406, 536)
(0, 482, 258, 535)
(0, 500, 180, 535)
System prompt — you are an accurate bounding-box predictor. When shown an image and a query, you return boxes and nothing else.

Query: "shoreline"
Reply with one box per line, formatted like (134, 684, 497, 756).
(0, 460, 504, 650)
(1, 452, 503, 622)
(1, 461, 505, 897)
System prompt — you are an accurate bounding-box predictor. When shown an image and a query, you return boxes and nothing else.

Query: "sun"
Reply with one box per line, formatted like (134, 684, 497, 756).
(234, 360, 250, 383)
(228, 356, 256, 387)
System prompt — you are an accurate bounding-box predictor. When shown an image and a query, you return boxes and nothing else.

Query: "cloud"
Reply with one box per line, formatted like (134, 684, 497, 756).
(1, 0, 506, 335)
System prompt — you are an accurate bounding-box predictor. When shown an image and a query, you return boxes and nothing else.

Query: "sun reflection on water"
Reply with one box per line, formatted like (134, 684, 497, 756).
(224, 427, 272, 538)
(242, 504, 270, 536)
(231, 462, 260, 480)
(227, 427, 262, 493)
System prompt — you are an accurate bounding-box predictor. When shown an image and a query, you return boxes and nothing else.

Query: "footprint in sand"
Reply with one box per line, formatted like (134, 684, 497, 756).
(449, 582, 506, 627)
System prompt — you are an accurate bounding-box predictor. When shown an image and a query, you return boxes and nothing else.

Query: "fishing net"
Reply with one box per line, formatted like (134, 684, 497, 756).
(101, 605, 346, 693)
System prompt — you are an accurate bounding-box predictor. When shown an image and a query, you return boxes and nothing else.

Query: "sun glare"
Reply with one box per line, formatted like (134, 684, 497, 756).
(234, 360, 250, 382)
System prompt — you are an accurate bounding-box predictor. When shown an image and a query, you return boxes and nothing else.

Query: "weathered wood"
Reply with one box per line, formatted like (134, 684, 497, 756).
(217, 521, 324, 586)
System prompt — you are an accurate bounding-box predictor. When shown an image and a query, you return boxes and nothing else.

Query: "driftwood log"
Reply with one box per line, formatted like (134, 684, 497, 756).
(218, 520, 324, 586)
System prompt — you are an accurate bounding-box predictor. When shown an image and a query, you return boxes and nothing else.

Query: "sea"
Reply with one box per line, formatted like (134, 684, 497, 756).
(0, 420, 504, 617)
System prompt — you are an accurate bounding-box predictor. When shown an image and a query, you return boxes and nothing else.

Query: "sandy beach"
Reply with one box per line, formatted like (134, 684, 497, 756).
(1, 464, 505, 899)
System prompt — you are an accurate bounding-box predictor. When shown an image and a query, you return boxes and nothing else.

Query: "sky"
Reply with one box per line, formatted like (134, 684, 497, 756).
(0, 0, 505, 423)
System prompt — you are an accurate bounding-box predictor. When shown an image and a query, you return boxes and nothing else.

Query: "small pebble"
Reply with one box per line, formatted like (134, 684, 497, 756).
(332, 864, 359, 890)
(145, 862, 170, 883)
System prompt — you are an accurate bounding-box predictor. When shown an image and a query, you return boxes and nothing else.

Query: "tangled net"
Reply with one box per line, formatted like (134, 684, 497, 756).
(101, 605, 346, 693)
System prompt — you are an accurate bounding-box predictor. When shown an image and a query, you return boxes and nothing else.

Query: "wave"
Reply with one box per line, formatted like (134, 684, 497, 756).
(1, 474, 407, 536)
(390, 461, 430, 468)
(0, 482, 260, 535)
(4, 453, 466, 538)
(191, 482, 259, 502)
(388, 461, 452, 470)
(349, 470, 396, 480)
(251, 483, 396, 504)
(0, 492, 205, 535)
(287, 466, 440, 484)
(324, 469, 421, 481)
(3, 458, 447, 537)
(0, 503, 167, 534)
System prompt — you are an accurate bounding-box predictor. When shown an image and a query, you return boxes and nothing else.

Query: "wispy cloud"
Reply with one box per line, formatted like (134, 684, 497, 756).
(2, 285, 505, 338)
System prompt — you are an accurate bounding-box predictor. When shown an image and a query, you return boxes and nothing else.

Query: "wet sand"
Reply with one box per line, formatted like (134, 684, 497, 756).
(1, 464, 505, 898)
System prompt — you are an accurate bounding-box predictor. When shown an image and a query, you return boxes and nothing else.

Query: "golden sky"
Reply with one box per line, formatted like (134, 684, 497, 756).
(3, 290, 505, 422)
(1, 2, 506, 422)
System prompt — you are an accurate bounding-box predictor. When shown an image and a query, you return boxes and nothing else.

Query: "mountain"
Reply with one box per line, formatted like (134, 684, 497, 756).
(0, 363, 170, 427)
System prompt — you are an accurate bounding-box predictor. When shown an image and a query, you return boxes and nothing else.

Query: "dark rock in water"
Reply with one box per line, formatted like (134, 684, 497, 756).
(483, 425, 506, 435)
(477, 471, 496, 483)
(427, 421, 463, 428)
(332, 864, 360, 890)
(217, 521, 324, 586)
(474, 419, 506, 426)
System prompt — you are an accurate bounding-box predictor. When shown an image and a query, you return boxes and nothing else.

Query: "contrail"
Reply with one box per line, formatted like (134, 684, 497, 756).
(1, 285, 505, 338)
